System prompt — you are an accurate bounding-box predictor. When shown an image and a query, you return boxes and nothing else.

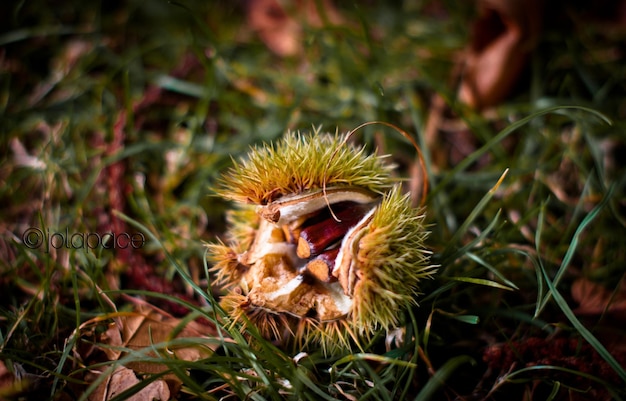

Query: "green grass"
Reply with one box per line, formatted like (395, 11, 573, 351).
(1, 0, 626, 399)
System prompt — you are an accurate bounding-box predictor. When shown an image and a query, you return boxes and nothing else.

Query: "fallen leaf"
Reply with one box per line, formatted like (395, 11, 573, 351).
(457, 0, 543, 109)
(99, 322, 124, 362)
(88, 366, 170, 401)
(246, 0, 343, 57)
(79, 303, 220, 399)
(572, 278, 626, 318)
(118, 305, 214, 361)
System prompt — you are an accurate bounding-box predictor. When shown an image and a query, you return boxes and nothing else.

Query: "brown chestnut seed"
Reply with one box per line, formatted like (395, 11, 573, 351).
(296, 202, 375, 259)
(305, 248, 340, 282)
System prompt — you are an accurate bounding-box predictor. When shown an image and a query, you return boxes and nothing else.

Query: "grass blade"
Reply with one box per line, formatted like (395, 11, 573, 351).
(446, 276, 515, 291)
(429, 106, 611, 199)
(536, 184, 615, 315)
(413, 355, 476, 401)
(540, 262, 626, 383)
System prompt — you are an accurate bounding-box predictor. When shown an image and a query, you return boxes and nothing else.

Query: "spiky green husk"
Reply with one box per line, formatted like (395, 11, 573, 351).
(213, 184, 434, 351)
(220, 293, 357, 354)
(215, 128, 396, 204)
(206, 206, 259, 287)
(206, 242, 241, 287)
(224, 205, 259, 252)
(351, 185, 435, 335)
(208, 129, 435, 353)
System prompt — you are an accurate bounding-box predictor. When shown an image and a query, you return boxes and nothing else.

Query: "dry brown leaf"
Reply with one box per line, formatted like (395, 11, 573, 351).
(81, 304, 219, 399)
(572, 278, 626, 318)
(247, 0, 300, 56)
(99, 322, 124, 362)
(88, 366, 170, 401)
(120, 306, 212, 351)
(98, 305, 216, 372)
(458, 0, 543, 109)
(246, 0, 343, 57)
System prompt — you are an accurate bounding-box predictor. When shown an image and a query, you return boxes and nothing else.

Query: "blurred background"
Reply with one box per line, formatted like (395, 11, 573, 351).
(1, 0, 626, 399)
